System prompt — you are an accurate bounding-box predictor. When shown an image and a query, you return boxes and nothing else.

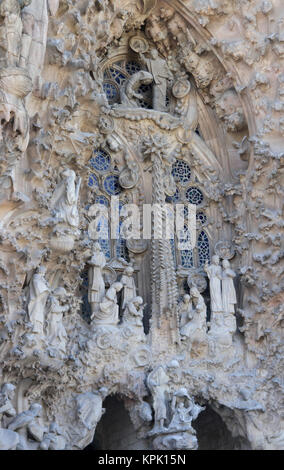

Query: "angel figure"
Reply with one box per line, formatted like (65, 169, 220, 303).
(26, 266, 49, 336)
(51, 169, 81, 228)
(92, 282, 123, 326)
(46, 288, 69, 355)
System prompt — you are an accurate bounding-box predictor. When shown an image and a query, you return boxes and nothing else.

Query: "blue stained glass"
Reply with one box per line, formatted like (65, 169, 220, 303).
(172, 160, 191, 183)
(198, 231, 210, 266)
(116, 238, 130, 261)
(125, 61, 141, 75)
(181, 249, 193, 268)
(103, 175, 122, 195)
(166, 188, 180, 203)
(103, 81, 119, 103)
(99, 239, 111, 260)
(88, 173, 99, 188)
(94, 195, 109, 207)
(90, 149, 111, 173)
(186, 187, 204, 205)
(109, 68, 127, 85)
(196, 211, 207, 225)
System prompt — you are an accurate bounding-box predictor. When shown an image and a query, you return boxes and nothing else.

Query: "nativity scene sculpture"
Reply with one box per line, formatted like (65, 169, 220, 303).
(0, 0, 278, 453)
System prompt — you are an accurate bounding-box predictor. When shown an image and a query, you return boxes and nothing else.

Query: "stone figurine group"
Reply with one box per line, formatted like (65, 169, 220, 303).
(179, 256, 237, 354)
(0, 383, 65, 450)
(88, 242, 144, 331)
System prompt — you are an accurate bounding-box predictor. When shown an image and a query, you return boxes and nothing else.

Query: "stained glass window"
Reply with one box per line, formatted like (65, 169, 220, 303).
(166, 188, 180, 203)
(196, 211, 207, 225)
(103, 175, 122, 195)
(94, 195, 109, 207)
(90, 149, 111, 173)
(198, 231, 210, 266)
(181, 249, 194, 268)
(172, 159, 191, 184)
(165, 158, 210, 268)
(103, 81, 119, 104)
(103, 59, 153, 108)
(88, 173, 99, 189)
(186, 187, 204, 205)
(125, 61, 141, 75)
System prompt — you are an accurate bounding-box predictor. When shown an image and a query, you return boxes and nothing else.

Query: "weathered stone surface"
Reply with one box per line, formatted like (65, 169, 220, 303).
(0, 0, 282, 451)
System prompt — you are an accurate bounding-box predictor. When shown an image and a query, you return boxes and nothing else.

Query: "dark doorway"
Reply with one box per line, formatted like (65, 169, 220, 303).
(193, 405, 250, 450)
(84, 395, 151, 451)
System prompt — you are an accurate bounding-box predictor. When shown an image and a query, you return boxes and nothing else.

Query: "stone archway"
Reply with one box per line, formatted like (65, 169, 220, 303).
(192, 404, 251, 450)
(85, 395, 152, 451)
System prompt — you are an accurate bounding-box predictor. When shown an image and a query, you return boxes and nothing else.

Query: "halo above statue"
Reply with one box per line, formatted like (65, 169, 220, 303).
(214, 241, 235, 260)
(129, 36, 149, 54)
(172, 79, 191, 99)
(187, 273, 207, 293)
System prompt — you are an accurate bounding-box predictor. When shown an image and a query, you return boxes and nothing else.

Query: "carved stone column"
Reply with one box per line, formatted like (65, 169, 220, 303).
(142, 134, 179, 350)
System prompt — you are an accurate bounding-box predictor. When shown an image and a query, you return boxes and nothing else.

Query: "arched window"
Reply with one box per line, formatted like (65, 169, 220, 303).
(103, 59, 152, 108)
(87, 148, 129, 262)
(166, 158, 210, 269)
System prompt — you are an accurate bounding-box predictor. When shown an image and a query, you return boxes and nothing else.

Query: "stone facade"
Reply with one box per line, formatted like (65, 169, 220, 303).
(0, 0, 283, 450)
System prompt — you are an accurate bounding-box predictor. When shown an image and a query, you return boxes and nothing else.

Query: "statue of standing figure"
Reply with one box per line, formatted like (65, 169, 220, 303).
(178, 294, 193, 330)
(46, 288, 69, 355)
(51, 169, 81, 229)
(147, 365, 169, 434)
(120, 266, 136, 310)
(0, 0, 31, 67)
(222, 260, 237, 315)
(26, 266, 49, 336)
(20, 0, 59, 80)
(206, 255, 237, 351)
(88, 243, 106, 319)
(139, 48, 173, 111)
(204, 256, 223, 315)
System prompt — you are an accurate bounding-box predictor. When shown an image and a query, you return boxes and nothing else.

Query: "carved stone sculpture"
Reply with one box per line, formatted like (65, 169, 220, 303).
(139, 48, 173, 111)
(120, 70, 153, 108)
(222, 260, 237, 315)
(92, 282, 123, 327)
(88, 243, 106, 319)
(20, 0, 59, 80)
(169, 389, 204, 432)
(51, 169, 81, 228)
(147, 366, 169, 434)
(75, 388, 108, 449)
(123, 296, 144, 328)
(0, 0, 282, 453)
(0, 384, 16, 424)
(8, 403, 42, 436)
(0, 0, 31, 67)
(26, 266, 49, 337)
(46, 288, 69, 355)
(204, 256, 223, 314)
(40, 422, 66, 450)
(121, 265, 137, 310)
(180, 288, 207, 355)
